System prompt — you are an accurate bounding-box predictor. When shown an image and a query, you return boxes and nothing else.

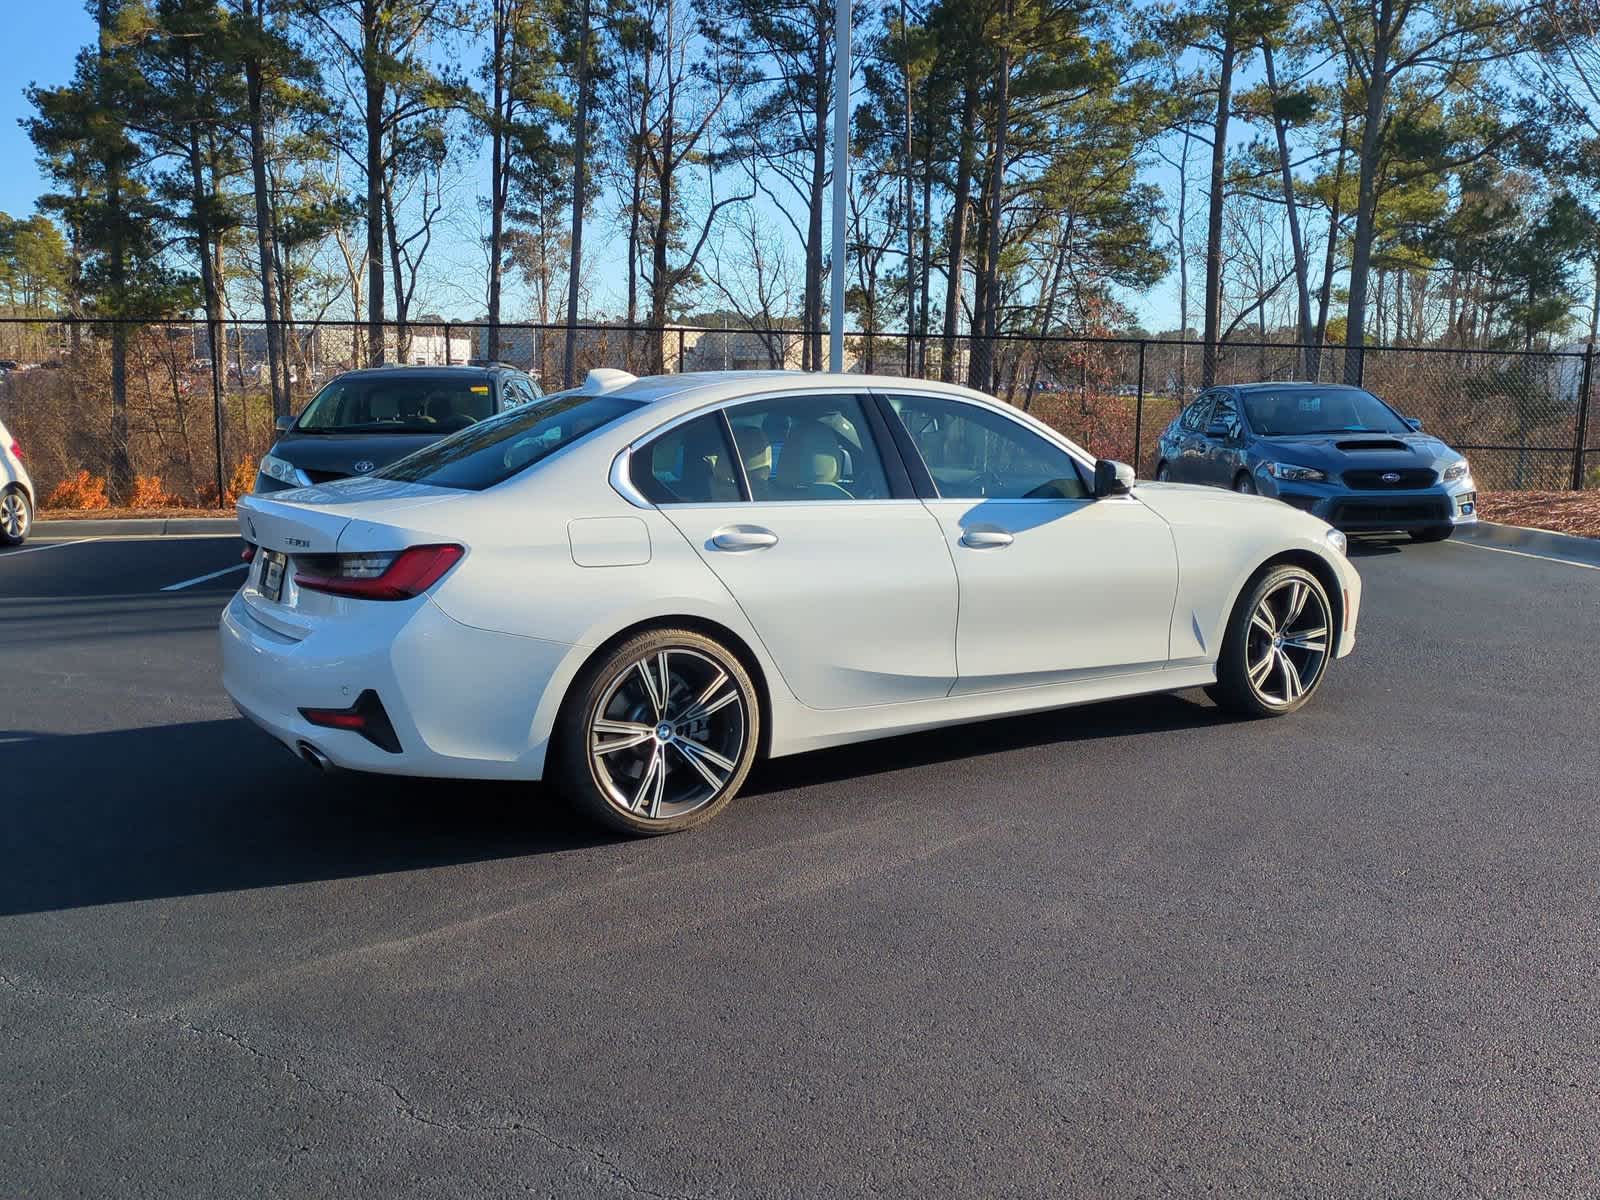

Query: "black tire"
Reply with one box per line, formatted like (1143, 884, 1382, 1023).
(0, 485, 31, 546)
(1409, 525, 1453, 543)
(552, 627, 760, 836)
(1233, 472, 1256, 495)
(1155, 461, 1171, 482)
(1206, 564, 1333, 718)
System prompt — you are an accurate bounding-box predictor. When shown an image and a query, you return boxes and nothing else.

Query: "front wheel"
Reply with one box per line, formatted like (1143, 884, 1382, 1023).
(1155, 461, 1171, 482)
(1233, 472, 1256, 495)
(553, 628, 760, 836)
(1409, 525, 1453, 543)
(1207, 565, 1333, 718)
(0, 487, 31, 546)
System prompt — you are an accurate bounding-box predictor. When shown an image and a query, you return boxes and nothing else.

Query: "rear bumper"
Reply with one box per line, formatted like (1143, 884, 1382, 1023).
(219, 590, 577, 780)
(1265, 478, 1477, 531)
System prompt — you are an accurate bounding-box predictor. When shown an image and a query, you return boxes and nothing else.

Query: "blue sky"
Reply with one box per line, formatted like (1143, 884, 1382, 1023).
(0, 2, 98, 220)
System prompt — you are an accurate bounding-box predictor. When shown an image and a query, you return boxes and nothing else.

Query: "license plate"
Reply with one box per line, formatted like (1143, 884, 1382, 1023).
(260, 550, 287, 602)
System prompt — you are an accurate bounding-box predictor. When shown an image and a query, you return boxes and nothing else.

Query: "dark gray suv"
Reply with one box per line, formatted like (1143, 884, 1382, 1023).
(1154, 382, 1477, 541)
(255, 363, 542, 493)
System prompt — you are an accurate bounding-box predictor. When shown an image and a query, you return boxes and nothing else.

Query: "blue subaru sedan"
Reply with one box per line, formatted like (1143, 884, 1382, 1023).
(1154, 382, 1476, 541)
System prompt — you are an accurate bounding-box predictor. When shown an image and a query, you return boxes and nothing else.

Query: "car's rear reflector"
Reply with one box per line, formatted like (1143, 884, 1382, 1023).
(299, 689, 402, 752)
(295, 543, 464, 601)
(241, 543, 256, 562)
(8, 440, 20, 460)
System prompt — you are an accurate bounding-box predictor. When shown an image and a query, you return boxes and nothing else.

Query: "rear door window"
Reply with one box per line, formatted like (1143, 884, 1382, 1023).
(723, 395, 892, 501)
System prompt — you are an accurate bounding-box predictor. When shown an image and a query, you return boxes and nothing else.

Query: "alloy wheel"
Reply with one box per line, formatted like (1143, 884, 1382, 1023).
(1, 491, 27, 539)
(1244, 577, 1330, 707)
(588, 647, 747, 821)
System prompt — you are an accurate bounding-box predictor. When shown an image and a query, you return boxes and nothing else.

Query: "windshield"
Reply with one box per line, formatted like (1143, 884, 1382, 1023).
(375, 390, 643, 491)
(1241, 387, 1410, 437)
(294, 374, 496, 434)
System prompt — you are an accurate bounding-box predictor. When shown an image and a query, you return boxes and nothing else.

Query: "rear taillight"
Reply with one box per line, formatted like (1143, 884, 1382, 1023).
(8, 440, 20, 460)
(294, 543, 464, 601)
(241, 544, 256, 562)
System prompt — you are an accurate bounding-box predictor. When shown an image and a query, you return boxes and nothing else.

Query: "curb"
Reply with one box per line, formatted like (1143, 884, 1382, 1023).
(34, 517, 239, 538)
(1454, 521, 1600, 567)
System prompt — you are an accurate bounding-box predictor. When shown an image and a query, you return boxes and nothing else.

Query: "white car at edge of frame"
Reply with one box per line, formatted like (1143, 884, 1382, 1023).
(221, 369, 1362, 836)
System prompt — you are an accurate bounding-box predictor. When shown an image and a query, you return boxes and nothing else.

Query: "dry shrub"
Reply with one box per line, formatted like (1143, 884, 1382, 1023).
(223, 458, 257, 506)
(46, 470, 111, 511)
(129, 475, 171, 508)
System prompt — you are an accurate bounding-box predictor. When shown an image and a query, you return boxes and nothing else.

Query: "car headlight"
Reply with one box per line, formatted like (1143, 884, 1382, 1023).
(1443, 458, 1470, 482)
(1325, 528, 1348, 556)
(259, 453, 308, 486)
(1264, 462, 1327, 482)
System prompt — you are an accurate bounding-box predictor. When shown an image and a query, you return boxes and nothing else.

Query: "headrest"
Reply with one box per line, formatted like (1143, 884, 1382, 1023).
(774, 421, 842, 487)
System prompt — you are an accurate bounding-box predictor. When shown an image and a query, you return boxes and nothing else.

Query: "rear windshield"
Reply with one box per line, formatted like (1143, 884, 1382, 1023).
(295, 374, 496, 434)
(375, 391, 643, 491)
(1241, 386, 1409, 436)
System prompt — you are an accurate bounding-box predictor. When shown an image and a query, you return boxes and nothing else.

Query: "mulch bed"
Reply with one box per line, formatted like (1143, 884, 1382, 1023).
(1477, 491, 1600, 540)
(39, 507, 236, 521)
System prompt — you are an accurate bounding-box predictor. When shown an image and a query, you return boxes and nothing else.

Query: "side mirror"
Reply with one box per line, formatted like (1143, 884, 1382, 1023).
(1205, 419, 1233, 439)
(1094, 459, 1136, 498)
(1404, 416, 1423, 431)
(274, 414, 296, 433)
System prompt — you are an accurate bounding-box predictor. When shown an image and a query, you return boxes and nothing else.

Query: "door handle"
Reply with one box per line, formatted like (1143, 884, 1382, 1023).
(711, 525, 779, 552)
(960, 528, 1014, 549)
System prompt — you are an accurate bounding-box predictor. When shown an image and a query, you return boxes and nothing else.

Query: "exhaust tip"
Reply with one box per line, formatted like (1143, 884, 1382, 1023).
(296, 741, 332, 772)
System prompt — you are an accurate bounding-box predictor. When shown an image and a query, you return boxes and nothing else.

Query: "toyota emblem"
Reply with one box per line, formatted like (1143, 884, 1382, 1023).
(1381, 472, 1402, 484)
(353, 460, 375, 473)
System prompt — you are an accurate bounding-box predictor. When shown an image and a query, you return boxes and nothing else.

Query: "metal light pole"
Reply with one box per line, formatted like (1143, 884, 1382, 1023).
(828, 0, 850, 373)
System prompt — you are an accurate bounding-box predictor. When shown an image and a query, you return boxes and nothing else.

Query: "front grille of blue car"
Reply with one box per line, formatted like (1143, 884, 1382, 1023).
(1342, 468, 1437, 489)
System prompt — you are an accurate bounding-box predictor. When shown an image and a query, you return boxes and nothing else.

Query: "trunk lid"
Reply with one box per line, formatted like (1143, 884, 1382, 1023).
(237, 477, 462, 554)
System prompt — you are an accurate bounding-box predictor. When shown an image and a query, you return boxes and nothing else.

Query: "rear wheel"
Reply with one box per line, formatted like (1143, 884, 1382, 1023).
(1207, 565, 1333, 718)
(1409, 525, 1453, 543)
(1155, 461, 1171, 482)
(554, 628, 760, 836)
(0, 487, 31, 546)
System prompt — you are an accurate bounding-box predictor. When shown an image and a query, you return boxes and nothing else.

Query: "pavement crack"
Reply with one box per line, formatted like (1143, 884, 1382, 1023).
(1, 969, 707, 1200)
(377, 1080, 705, 1200)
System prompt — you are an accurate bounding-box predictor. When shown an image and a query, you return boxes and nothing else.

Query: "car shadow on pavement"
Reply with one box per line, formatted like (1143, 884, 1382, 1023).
(2, 692, 1231, 915)
(0, 719, 614, 917)
(1346, 534, 1408, 558)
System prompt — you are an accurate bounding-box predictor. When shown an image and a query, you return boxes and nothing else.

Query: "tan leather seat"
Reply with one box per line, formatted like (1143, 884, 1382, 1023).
(772, 421, 851, 499)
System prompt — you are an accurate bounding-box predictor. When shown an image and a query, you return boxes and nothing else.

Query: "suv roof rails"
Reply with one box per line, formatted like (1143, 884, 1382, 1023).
(466, 358, 521, 370)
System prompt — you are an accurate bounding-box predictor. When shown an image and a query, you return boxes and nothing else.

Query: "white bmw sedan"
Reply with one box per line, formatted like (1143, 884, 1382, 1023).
(222, 370, 1361, 835)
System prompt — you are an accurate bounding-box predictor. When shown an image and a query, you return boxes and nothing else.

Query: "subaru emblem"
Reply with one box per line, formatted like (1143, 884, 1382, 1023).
(1381, 472, 1401, 484)
(353, 460, 375, 474)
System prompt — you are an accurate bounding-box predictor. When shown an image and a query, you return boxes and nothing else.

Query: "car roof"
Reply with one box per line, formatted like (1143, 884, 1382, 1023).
(1230, 381, 1368, 392)
(331, 364, 503, 382)
(606, 369, 1007, 407)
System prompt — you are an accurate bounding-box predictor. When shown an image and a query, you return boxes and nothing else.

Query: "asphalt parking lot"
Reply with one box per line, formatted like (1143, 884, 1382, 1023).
(3, 528, 1599, 1197)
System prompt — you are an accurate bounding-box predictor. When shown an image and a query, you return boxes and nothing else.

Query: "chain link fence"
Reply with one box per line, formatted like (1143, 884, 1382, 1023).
(1, 316, 1594, 508)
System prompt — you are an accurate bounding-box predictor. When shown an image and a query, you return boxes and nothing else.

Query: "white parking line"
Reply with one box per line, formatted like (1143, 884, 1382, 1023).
(1446, 539, 1600, 572)
(0, 536, 103, 557)
(161, 562, 249, 591)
